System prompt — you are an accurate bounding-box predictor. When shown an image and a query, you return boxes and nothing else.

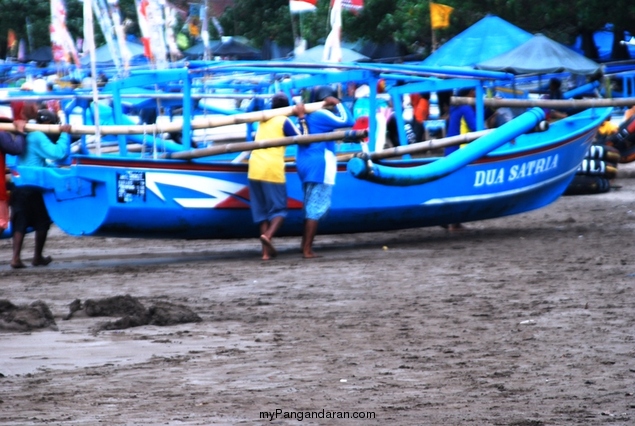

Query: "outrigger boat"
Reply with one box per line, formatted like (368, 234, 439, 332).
(6, 62, 612, 240)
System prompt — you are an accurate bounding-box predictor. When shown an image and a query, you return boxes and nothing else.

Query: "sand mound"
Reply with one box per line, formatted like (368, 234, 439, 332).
(0, 299, 58, 332)
(63, 294, 202, 331)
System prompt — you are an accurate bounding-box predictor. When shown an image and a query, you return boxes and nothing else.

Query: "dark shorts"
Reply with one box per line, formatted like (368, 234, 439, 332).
(248, 180, 288, 224)
(10, 187, 52, 234)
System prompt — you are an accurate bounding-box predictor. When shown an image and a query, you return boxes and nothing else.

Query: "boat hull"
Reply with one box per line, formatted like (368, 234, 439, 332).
(14, 107, 609, 239)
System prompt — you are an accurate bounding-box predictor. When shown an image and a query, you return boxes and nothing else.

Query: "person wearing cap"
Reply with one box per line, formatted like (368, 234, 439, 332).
(10, 109, 71, 269)
(297, 86, 354, 259)
(248, 92, 307, 260)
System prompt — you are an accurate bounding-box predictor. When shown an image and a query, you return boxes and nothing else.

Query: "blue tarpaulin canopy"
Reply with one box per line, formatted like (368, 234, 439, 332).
(476, 34, 602, 75)
(421, 15, 533, 67)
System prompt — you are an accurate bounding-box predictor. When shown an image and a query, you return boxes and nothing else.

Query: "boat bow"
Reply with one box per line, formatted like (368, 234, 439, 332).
(347, 107, 546, 186)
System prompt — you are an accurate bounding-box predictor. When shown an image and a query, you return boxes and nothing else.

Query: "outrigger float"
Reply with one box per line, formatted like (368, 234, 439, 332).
(6, 62, 612, 239)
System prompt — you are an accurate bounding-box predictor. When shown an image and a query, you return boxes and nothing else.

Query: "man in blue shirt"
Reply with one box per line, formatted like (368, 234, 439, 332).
(297, 86, 354, 258)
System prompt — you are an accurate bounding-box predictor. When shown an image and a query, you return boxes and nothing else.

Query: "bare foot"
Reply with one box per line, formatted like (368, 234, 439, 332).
(259, 235, 277, 258)
(11, 261, 26, 269)
(32, 256, 53, 267)
(302, 252, 321, 259)
(448, 223, 467, 232)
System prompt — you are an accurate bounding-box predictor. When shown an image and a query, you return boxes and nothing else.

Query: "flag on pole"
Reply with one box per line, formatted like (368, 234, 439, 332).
(136, 0, 152, 58)
(164, 4, 181, 60)
(211, 17, 224, 37)
(107, 0, 132, 70)
(7, 30, 16, 54)
(322, 0, 342, 62)
(17, 39, 26, 61)
(186, 4, 201, 38)
(430, 2, 453, 30)
(339, 0, 363, 13)
(50, 0, 81, 66)
(199, 4, 209, 60)
(289, 0, 317, 14)
(142, 0, 168, 69)
(92, 0, 122, 71)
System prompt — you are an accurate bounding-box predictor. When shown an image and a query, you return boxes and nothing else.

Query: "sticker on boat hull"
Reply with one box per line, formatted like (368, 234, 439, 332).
(117, 171, 146, 203)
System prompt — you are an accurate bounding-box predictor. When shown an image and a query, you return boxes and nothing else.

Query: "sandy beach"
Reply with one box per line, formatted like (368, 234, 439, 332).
(1, 170, 634, 425)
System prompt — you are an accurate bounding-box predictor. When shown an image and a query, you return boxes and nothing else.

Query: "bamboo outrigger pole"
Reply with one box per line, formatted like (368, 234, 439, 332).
(337, 120, 548, 162)
(337, 130, 493, 161)
(0, 102, 327, 135)
(452, 96, 635, 109)
(160, 129, 369, 160)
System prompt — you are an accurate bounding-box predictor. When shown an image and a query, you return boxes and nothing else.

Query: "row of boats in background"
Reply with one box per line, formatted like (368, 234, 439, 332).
(1, 60, 632, 241)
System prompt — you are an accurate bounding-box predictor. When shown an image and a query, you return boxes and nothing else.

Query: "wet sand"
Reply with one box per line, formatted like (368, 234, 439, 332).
(0, 176, 634, 425)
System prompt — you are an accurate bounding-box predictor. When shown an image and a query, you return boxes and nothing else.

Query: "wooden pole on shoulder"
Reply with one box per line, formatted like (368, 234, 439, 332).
(161, 129, 368, 160)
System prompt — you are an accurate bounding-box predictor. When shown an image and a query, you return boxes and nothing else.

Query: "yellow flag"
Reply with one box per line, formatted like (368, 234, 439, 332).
(430, 2, 454, 30)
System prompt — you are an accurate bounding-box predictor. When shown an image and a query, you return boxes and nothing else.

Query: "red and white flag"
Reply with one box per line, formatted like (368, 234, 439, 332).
(50, 0, 80, 66)
(289, 0, 317, 14)
(322, 0, 342, 62)
(136, 0, 152, 58)
(338, 0, 363, 13)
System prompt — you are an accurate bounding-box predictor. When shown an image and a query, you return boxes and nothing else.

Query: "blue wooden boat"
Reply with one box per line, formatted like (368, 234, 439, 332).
(9, 62, 612, 239)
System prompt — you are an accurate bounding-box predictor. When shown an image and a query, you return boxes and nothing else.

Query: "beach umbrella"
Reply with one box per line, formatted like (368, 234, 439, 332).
(211, 38, 261, 59)
(476, 34, 602, 75)
(183, 40, 221, 59)
(357, 41, 409, 61)
(80, 41, 146, 65)
(261, 39, 293, 60)
(25, 46, 54, 63)
(291, 45, 369, 63)
(421, 15, 533, 68)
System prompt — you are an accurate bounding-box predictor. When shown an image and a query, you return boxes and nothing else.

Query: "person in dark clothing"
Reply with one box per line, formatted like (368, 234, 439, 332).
(11, 108, 70, 268)
(10, 186, 53, 268)
(543, 78, 568, 120)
